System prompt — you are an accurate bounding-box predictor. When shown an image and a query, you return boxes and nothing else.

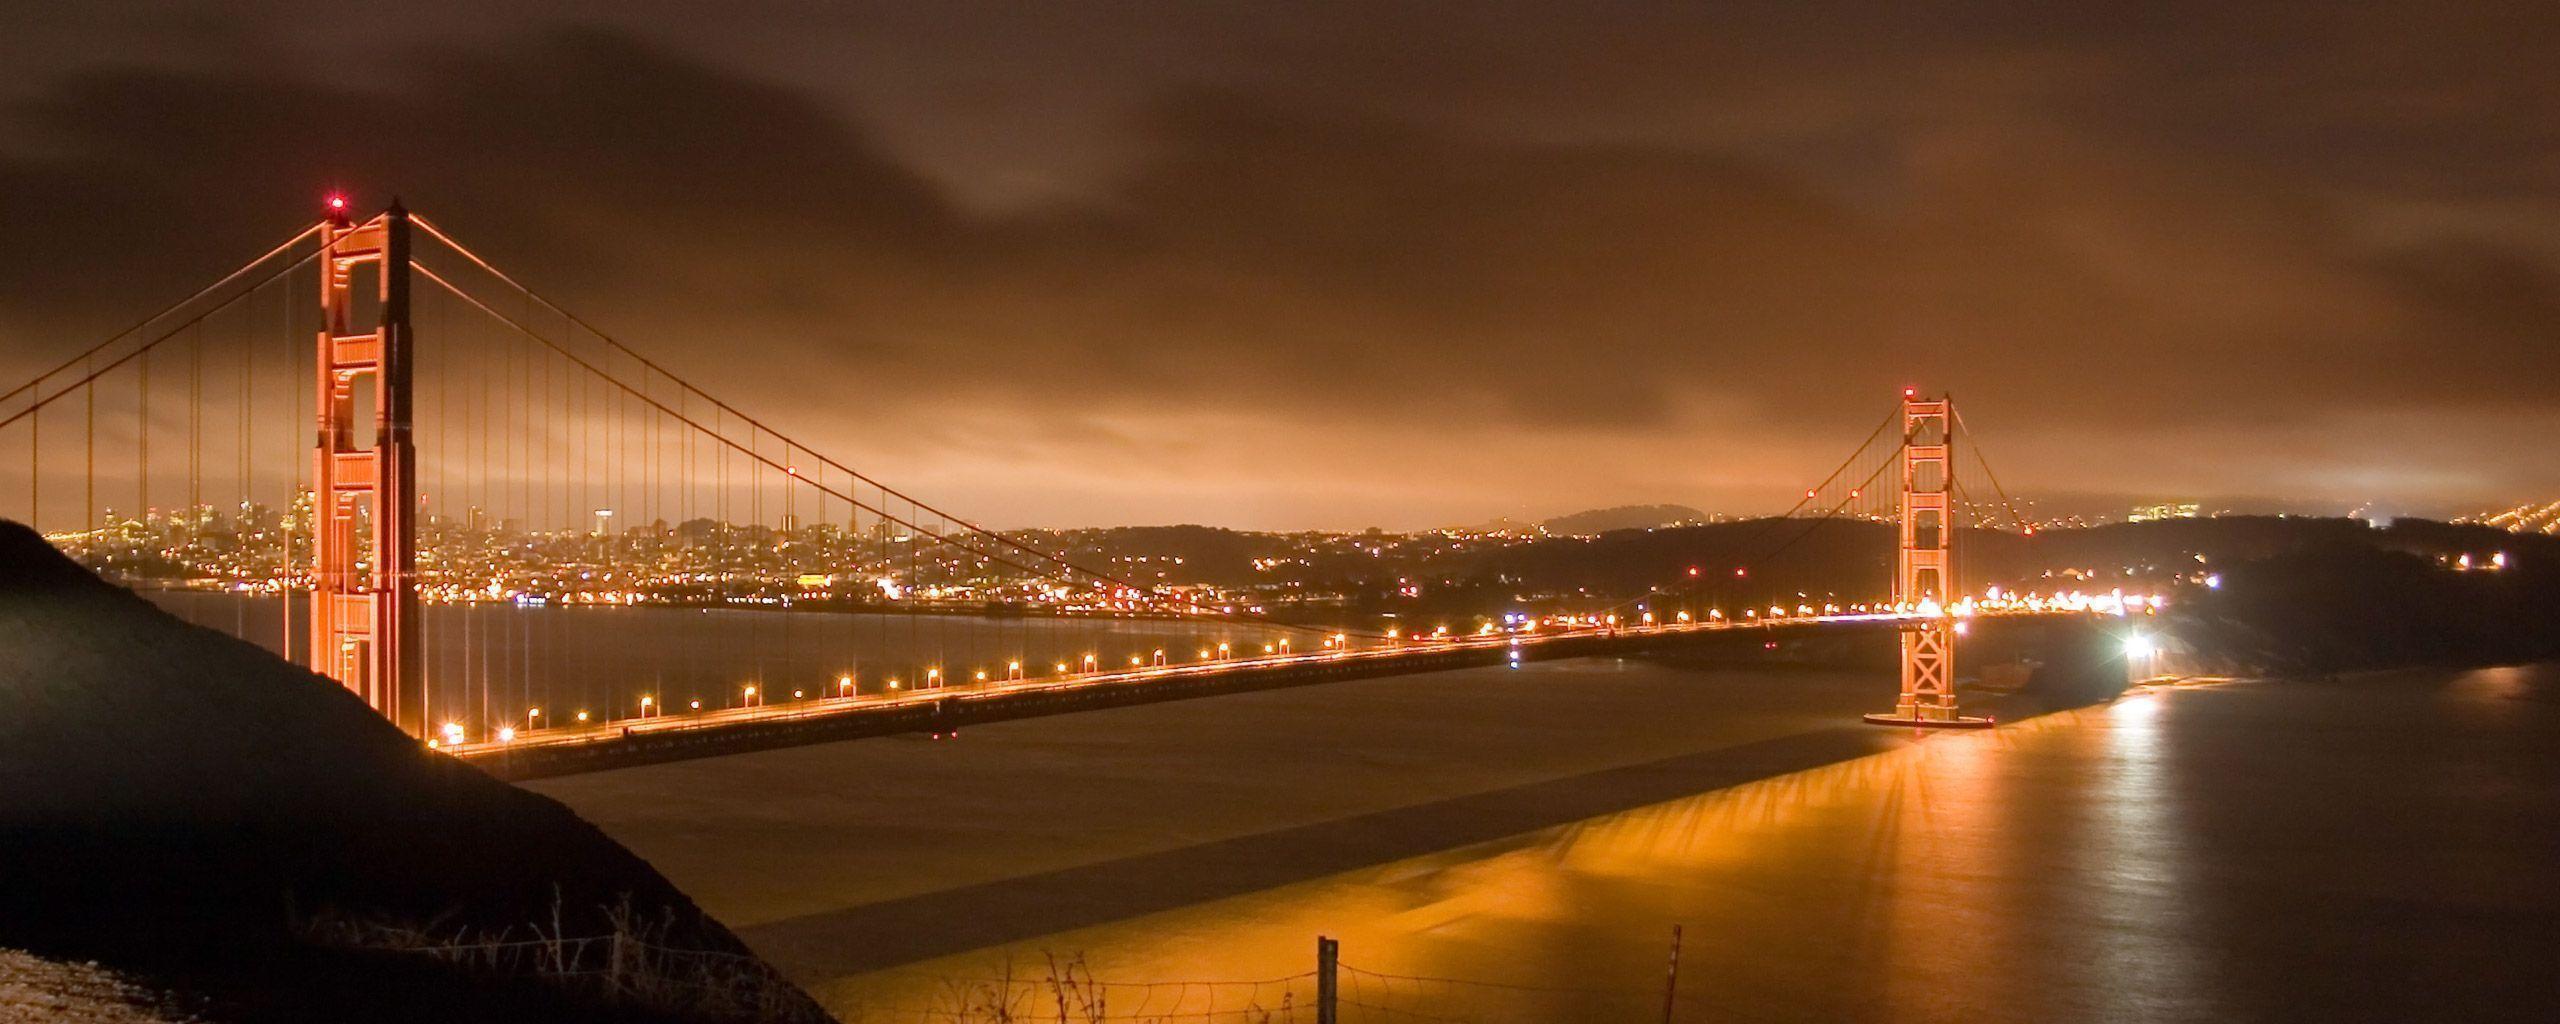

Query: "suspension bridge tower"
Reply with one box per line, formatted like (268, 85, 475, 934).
(308, 199, 422, 734)
(1865, 390, 1990, 728)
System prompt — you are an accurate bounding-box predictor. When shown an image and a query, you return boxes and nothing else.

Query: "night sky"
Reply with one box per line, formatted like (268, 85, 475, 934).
(2, 2, 2554, 529)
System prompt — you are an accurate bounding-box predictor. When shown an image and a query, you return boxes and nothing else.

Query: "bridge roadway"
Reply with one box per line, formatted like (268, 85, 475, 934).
(451, 610, 2090, 780)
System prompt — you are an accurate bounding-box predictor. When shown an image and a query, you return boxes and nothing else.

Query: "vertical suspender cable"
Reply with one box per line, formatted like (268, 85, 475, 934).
(137, 348, 149, 516)
(276, 276, 295, 660)
(189, 323, 201, 513)
(84, 355, 95, 533)
(27, 381, 38, 531)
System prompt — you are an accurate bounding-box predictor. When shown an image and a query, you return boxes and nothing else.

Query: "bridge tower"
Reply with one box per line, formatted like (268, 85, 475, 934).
(1865, 390, 1990, 728)
(308, 200, 423, 735)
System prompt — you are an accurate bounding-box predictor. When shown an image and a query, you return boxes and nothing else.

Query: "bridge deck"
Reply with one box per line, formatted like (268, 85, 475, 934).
(450, 612, 2086, 779)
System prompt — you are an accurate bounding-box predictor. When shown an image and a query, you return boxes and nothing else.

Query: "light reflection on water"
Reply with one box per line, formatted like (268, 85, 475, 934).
(816, 666, 2560, 1023)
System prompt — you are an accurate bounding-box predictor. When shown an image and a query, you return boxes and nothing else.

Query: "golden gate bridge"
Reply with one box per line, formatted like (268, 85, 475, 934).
(0, 198, 2145, 775)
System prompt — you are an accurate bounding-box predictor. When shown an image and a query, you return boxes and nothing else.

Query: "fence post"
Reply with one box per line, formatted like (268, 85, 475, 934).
(607, 930, 626, 996)
(1316, 935, 1339, 1024)
(1661, 924, 1683, 1024)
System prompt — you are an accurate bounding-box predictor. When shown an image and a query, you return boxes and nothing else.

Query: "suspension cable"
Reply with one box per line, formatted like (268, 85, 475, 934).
(411, 259, 1356, 638)
(1594, 402, 1903, 620)
(1950, 405, 2036, 534)
(0, 224, 320, 407)
(407, 215, 1197, 601)
(0, 249, 322, 434)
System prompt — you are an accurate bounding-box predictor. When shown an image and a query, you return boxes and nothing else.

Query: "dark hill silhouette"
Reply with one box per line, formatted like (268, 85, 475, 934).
(2169, 537, 2560, 675)
(1459, 514, 2557, 602)
(1538, 504, 1706, 535)
(0, 521, 827, 1022)
(1457, 513, 2560, 675)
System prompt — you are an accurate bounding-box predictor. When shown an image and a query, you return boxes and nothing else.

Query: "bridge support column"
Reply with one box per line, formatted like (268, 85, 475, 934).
(1867, 391, 1990, 729)
(309, 200, 422, 736)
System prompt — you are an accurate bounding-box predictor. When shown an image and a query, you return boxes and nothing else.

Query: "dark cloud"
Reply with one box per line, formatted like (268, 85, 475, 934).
(1, 9, 2555, 527)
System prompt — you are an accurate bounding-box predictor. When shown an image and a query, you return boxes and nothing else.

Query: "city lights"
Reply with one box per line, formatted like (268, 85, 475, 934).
(13, 35, 2542, 1023)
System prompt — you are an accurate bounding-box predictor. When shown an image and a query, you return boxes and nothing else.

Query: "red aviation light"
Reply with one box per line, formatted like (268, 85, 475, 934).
(1734, 567, 1748, 578)
(1903, 387, 1917, 399)
(1686, 566, 1701, 577)
(327, 194, 347, 212)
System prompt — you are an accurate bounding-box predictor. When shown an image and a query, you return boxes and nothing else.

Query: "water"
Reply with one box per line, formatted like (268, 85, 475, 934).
(534, 659, 2560, 1023)
(144, 592, 1298, 739)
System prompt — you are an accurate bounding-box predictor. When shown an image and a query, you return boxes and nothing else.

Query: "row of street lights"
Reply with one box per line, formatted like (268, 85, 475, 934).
(439, 633, 1367, 746)
(435, 611, 1746, 746)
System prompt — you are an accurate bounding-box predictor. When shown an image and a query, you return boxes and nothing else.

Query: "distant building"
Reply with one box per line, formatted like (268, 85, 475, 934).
(2128, 502, 2201, 523)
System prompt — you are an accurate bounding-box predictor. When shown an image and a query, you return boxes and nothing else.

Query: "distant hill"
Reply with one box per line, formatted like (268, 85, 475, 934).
(0, 521, 825, 1023)
(1538, 504, 1709, 536)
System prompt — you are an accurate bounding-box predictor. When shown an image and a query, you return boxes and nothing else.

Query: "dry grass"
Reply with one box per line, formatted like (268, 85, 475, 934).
(842, 953, 1303, 1024)
(293, 892, 825, 1023)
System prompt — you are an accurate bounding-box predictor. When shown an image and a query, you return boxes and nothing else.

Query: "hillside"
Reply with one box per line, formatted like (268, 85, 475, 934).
(1459, 514, 2557, 600)
(1451, 513, 2560, 675)
(1538, 504, 1707, 536)
(0, 521, 828, 1023)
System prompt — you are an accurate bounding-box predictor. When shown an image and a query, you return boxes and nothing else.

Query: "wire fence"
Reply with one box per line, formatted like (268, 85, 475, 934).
(833, 933, 1785, 1024)
(320, 902, 1767, 1024)
(835, 956, 1316, 1024)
